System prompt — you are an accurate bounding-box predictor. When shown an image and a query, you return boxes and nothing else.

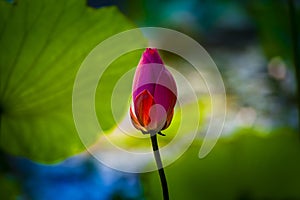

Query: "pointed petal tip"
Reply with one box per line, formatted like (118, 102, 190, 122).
(145, 48, 158, 54)
(140, 48, 163, 64)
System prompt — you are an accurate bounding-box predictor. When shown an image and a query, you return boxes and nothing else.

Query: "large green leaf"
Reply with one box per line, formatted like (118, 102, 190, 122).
(143, 128, 300, 199)
(0, 0, 144, 162)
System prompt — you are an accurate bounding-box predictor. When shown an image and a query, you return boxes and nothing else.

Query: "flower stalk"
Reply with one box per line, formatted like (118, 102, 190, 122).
(150, 132, 169, 200)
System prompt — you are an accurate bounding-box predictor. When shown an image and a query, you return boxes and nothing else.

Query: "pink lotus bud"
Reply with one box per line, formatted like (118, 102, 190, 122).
(130, 48, 177, 134)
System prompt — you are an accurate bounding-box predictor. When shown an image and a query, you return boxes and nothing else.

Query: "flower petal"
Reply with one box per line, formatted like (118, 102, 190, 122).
(130, 105, 145, 132)
(134, 89, 155, 127)
(132, 64, 164, 100)
(162, 109, 174, 130)
(132, 48, 166, 100)
(146, 104, 167, 133)
(153, 84, 177, 114)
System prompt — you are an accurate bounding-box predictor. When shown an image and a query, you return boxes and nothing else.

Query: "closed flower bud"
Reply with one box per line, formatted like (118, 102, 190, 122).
(130, 48, 177, 134)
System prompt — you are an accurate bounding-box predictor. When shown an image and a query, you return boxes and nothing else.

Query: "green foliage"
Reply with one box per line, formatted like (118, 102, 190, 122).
(0, 0, 143, 163)
(95, 50, 144, 132)
(143, 128, 300, 200)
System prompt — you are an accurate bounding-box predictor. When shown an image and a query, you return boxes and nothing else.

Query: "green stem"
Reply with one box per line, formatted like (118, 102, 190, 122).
(288, 0, 300, 136)
(150, 132, 169, 200)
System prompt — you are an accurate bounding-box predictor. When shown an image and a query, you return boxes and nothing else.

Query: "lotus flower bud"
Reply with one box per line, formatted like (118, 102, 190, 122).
(130, 48, 177, 134)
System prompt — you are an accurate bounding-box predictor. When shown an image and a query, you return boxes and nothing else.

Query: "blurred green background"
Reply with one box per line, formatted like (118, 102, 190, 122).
(0, 0, 300, 199)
